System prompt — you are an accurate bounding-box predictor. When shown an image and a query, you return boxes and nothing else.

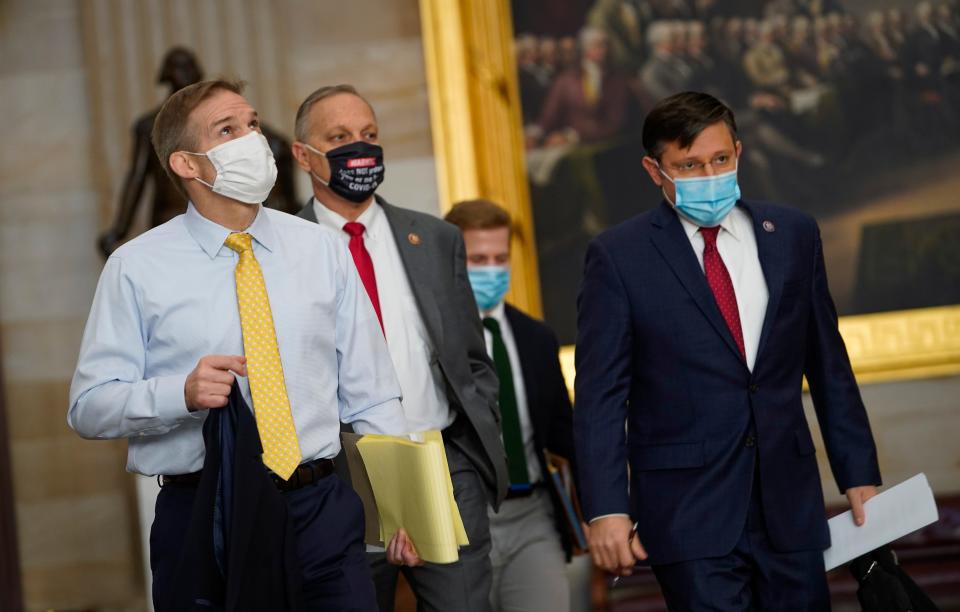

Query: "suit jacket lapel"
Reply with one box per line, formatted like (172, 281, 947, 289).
(504, 305, 539, 419)
(296, 198, 318, 222)
(741, 201, 784, 368)
(649, 201, 747, 367)
(379, 197, 445, 349)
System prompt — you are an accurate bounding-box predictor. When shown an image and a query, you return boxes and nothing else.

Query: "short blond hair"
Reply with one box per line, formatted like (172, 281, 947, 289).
(444, 199, 513, 238)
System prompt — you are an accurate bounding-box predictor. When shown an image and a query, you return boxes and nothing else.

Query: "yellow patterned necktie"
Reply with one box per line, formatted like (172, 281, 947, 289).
(224, 232, 301, 480)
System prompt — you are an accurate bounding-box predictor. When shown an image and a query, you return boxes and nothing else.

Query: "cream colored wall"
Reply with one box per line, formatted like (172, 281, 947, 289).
(558, 356, 960, 505)
(0, 1, 439, 610)
(282, 0, 439, 214)
(806, 375, 960, 506)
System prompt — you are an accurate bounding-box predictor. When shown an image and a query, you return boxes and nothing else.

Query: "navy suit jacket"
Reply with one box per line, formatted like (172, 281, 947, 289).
(504, 303, 577, 558)
(166, 383, 301, 611)
(574, 200, 881, 565)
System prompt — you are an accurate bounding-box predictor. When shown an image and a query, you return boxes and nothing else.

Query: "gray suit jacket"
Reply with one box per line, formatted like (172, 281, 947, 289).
(298, 196, 509, 509)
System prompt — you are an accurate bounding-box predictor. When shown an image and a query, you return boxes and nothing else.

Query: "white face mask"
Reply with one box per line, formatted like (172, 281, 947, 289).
(185, 132, 278, 204)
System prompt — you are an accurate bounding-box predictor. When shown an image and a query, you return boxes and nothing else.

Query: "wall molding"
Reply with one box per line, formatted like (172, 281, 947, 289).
(558, 305, 960, 392)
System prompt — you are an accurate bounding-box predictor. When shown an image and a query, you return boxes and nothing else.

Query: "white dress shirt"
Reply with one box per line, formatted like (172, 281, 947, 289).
(481, 302, 542, 484)
(678, 205, 769, 372)
(313, 198, 454, 432)
(69, 204, 406, 476)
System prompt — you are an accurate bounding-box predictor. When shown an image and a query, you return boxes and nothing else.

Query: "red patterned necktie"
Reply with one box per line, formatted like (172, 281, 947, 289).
(700, 226, 745, 359)
(343, 222, 384, 332)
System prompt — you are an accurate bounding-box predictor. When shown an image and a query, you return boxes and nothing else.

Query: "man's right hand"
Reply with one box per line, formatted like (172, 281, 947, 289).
(588, 515, 647, 576)
(184, 355, 247, 411)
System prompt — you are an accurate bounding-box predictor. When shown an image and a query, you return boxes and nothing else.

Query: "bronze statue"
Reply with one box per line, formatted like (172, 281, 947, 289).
(98, 47, 299, 257)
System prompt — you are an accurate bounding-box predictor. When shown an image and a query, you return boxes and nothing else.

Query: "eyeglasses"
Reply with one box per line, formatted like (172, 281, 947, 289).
(665, 154, 736, 177)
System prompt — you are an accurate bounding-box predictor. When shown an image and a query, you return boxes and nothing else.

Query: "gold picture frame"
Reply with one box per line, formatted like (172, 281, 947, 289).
(417, 0, 960, 387)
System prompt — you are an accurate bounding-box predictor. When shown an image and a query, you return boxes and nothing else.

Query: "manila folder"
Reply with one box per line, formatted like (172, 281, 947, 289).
(345, 431, 468, 564)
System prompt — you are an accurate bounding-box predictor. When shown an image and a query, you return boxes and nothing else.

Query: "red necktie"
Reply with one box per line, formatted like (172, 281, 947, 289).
(343, 222, 383, 332)
(700, 226, 745, 359)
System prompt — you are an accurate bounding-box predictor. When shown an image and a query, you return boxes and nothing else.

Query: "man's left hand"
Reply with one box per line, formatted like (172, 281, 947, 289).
(845, 485, 879, 527)
(386, 528, 423, 567)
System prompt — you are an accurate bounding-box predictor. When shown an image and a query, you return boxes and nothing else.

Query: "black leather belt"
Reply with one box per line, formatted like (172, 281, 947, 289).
(160, 457, 336, 492)
(159, 472, 203, 487)
(271, 458, 335, 491)
(505, 482, 541, 500)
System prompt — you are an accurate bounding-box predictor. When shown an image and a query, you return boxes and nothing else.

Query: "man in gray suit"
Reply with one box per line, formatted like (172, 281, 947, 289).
(291, 84, 508, 612)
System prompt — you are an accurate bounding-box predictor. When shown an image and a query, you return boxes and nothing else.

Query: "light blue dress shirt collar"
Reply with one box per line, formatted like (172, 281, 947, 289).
(184, 202, 277, 259)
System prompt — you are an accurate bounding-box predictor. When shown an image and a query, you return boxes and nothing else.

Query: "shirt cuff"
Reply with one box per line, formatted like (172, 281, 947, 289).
(155, 373, 200, 426)
(589, 513, 630, 524)
(349, 398, 407, 436)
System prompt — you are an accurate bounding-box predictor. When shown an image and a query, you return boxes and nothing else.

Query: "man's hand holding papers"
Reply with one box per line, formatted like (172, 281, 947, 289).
(387, 528, 423, 567)
(846, 485, 879, 527)
(342, 430, 470, 564)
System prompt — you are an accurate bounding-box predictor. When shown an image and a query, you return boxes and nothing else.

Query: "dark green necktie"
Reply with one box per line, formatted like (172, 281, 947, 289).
(482, 316, 530, 487)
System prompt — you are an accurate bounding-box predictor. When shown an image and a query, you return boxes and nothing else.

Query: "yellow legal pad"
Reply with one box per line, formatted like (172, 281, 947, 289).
(342, 431, 469, 564)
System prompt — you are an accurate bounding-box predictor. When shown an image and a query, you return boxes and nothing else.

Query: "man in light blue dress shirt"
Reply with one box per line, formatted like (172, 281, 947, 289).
(68, 80, 418, 611)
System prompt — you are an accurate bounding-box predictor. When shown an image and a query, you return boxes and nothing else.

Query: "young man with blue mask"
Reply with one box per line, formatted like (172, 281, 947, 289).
(575, 91, 882, 610)
(446, 199, 578, 612)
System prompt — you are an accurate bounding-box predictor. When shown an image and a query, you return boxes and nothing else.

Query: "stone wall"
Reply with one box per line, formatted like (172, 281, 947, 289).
(0, 1, 144, 609)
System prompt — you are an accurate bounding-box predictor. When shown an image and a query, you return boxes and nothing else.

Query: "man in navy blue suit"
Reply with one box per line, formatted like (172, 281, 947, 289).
(574, 91, 882, 610)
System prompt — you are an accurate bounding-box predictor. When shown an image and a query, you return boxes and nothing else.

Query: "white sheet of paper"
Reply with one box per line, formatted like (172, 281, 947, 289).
(823, 473, 939, 571)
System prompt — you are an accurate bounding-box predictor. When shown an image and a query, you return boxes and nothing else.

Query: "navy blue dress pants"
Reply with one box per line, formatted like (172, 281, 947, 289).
(150, 473, 377, 611)
(651, 475, 831, 611)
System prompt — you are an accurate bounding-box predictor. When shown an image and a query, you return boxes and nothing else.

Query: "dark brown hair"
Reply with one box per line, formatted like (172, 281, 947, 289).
(151, 79, 245, 197)
(642, 91, 738, 160)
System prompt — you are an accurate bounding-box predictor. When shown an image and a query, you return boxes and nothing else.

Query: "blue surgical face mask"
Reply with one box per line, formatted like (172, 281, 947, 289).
(468, 266, 511, 312)
(659, 162, 741, 227)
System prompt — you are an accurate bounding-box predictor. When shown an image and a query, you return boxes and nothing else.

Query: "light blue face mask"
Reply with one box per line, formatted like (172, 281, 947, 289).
(468, 266, 511, 312)
(659, 162, 741, 227)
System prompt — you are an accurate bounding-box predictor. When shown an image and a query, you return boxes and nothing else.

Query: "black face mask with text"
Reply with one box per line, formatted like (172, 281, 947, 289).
(308, 141, 385, 203)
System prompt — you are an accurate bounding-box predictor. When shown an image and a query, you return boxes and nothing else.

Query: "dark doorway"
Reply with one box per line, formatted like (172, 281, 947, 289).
(0, 338, 23, 612)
